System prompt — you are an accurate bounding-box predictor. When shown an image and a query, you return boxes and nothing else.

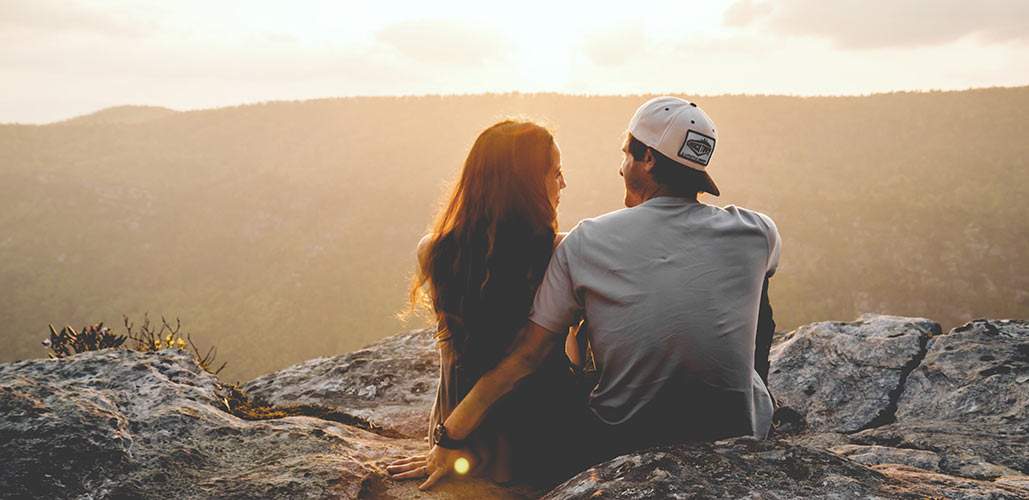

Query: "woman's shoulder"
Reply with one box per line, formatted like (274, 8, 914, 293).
(417, 233, 435, 271)
(417, 233, 434, 253)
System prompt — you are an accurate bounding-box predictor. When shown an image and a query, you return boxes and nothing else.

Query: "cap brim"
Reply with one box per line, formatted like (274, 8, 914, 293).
(701, 170, 720, 197)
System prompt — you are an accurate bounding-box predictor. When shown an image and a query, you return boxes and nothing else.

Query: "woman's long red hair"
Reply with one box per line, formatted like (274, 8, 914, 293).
(411, 120, 558, 371)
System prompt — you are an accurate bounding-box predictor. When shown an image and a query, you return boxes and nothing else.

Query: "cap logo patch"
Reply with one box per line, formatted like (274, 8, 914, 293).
(678, 130, 715, 166)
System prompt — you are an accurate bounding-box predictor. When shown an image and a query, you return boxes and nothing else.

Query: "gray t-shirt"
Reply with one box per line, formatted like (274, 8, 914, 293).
(529, 196, 781, 438)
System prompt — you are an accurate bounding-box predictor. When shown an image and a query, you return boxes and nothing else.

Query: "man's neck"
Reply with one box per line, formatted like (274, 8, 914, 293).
(639, 186, 698, 204)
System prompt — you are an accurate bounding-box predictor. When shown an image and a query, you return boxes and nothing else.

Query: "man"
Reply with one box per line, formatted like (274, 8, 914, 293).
(392, 96, 781, 490)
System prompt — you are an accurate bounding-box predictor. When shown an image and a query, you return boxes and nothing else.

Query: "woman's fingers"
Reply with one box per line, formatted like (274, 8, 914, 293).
(391, 465, 429, 480)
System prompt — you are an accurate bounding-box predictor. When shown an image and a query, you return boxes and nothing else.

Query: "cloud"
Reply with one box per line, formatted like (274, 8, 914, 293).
(375, 19, 510, 66)
(0, 0, 158, 37)
(724, 0, 1029, 49)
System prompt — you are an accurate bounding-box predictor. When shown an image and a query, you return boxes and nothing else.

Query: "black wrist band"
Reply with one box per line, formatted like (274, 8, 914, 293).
(433, 423, 465, 449)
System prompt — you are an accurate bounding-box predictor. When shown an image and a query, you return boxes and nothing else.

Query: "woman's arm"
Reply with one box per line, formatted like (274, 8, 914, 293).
(416, 233, 433, 274)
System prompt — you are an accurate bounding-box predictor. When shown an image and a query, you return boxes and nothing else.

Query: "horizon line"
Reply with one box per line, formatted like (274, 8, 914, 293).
(6, 83, 1028, 127)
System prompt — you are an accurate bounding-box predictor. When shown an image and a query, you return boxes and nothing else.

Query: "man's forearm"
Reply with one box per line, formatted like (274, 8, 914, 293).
(443, 321, 559, 440)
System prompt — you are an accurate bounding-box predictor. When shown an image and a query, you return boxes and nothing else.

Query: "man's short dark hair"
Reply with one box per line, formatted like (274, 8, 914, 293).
(627, 134, 709, 197)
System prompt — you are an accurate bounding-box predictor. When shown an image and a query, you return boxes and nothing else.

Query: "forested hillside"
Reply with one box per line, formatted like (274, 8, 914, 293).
(1, 88, 1025, 381)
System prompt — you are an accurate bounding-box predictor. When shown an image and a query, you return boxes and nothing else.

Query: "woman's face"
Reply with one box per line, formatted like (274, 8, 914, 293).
(547, 142, 567, 209)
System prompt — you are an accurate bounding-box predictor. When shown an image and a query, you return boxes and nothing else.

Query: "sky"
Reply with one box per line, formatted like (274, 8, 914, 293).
(1, 0, 1028, 124)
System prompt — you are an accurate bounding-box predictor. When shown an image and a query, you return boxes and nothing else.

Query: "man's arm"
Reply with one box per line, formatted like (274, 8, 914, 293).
(444, 320, 560, 438)
(415, 320, 562, 490)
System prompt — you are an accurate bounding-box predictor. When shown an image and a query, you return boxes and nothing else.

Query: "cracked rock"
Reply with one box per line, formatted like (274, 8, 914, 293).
(768, 314, 939, 433)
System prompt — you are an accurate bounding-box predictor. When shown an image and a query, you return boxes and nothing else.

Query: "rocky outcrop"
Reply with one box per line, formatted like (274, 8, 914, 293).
(2, 315, 1027, 499)
(896, 319, 1028, 427)
(542, 438, 1027, 499)
(0, 348, 527, 499)
(768, 314, 939, 433)
(834, 319, 1029, 481)
(837, 424, 1027, 480)
(242, 329, 439, 439)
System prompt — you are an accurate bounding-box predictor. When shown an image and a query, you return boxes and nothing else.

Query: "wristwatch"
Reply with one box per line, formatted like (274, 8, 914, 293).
(432, 423, 466, 449)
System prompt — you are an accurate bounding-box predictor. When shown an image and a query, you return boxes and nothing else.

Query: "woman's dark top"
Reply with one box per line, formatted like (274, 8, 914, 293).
(424, 228, 580, 485)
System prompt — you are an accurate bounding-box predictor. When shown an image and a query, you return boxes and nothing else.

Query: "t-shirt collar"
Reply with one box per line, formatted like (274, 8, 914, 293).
(639, 195, 701, 208)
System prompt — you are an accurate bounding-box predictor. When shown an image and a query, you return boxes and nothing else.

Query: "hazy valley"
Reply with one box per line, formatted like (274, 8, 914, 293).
(1, 88, 1026, 382)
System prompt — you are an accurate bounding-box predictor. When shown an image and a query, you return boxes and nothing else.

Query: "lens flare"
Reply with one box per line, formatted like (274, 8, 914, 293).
(454, 457, 470, 475)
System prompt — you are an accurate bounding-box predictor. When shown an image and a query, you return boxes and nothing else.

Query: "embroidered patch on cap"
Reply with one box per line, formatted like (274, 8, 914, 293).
(678, 130, 715, 166)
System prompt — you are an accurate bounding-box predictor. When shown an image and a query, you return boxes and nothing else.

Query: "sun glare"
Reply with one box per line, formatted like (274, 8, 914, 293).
(454, 457, 470, 475)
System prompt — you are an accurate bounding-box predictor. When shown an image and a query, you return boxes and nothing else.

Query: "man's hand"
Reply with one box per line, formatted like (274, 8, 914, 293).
(387, 445, 471, 491)
(386, 453, 428, 480)
(419, 444, 467, 490)
(388, 321, 559, 490)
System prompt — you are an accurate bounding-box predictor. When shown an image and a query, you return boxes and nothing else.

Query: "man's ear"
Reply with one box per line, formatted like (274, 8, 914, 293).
(641, 148, 657, 173)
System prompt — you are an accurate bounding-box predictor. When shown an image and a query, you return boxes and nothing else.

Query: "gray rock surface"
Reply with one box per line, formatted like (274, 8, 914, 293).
(3, 314, 1028, 499)
(846, 420, 1027, 481)
(896, 319, 1028, 427)
(542, 437, 1028, 499)
(769, 317, 1028, 491)
(840, 319, 1029, 481)
(871, 465, 1029, 500)
(243, 328, 439, 439)
(768, 314, 939, 433)
(0, 347, 529, 499)
(831, 443, 944, 471)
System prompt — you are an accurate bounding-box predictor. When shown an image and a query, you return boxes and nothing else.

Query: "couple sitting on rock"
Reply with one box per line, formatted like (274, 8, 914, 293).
(388, 97, 782, 491)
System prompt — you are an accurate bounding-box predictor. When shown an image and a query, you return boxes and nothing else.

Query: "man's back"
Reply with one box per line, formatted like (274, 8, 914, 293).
(529, 195, 781, 438)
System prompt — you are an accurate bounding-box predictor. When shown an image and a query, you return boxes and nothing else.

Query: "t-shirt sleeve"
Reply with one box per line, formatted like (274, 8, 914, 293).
(528, 229, 584, 334)
(755, 212, 781, 278)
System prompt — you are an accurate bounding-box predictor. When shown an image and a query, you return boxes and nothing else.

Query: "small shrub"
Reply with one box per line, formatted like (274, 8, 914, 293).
(123, 314, 227, 375)
(41, 313, 227, 375)
(43, 322, 127, 358)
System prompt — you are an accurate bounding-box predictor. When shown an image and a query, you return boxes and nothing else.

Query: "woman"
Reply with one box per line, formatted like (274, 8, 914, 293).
(387, 120, 581, 486)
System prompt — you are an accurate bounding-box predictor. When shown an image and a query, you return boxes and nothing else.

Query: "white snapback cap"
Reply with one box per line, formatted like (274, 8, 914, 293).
(628, 96, 720, 196)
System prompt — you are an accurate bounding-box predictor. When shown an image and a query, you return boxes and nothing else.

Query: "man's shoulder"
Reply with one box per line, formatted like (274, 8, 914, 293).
(717, 204, 778, 233)
(566, 206, 637, 238)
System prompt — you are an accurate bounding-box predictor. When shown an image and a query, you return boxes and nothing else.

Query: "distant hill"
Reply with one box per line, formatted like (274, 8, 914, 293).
(58, 105, 178, 126)
(1, 88, 1026, 382)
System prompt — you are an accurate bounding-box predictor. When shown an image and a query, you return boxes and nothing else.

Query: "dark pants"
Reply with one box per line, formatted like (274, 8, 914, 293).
(566, 380, 757, 472)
